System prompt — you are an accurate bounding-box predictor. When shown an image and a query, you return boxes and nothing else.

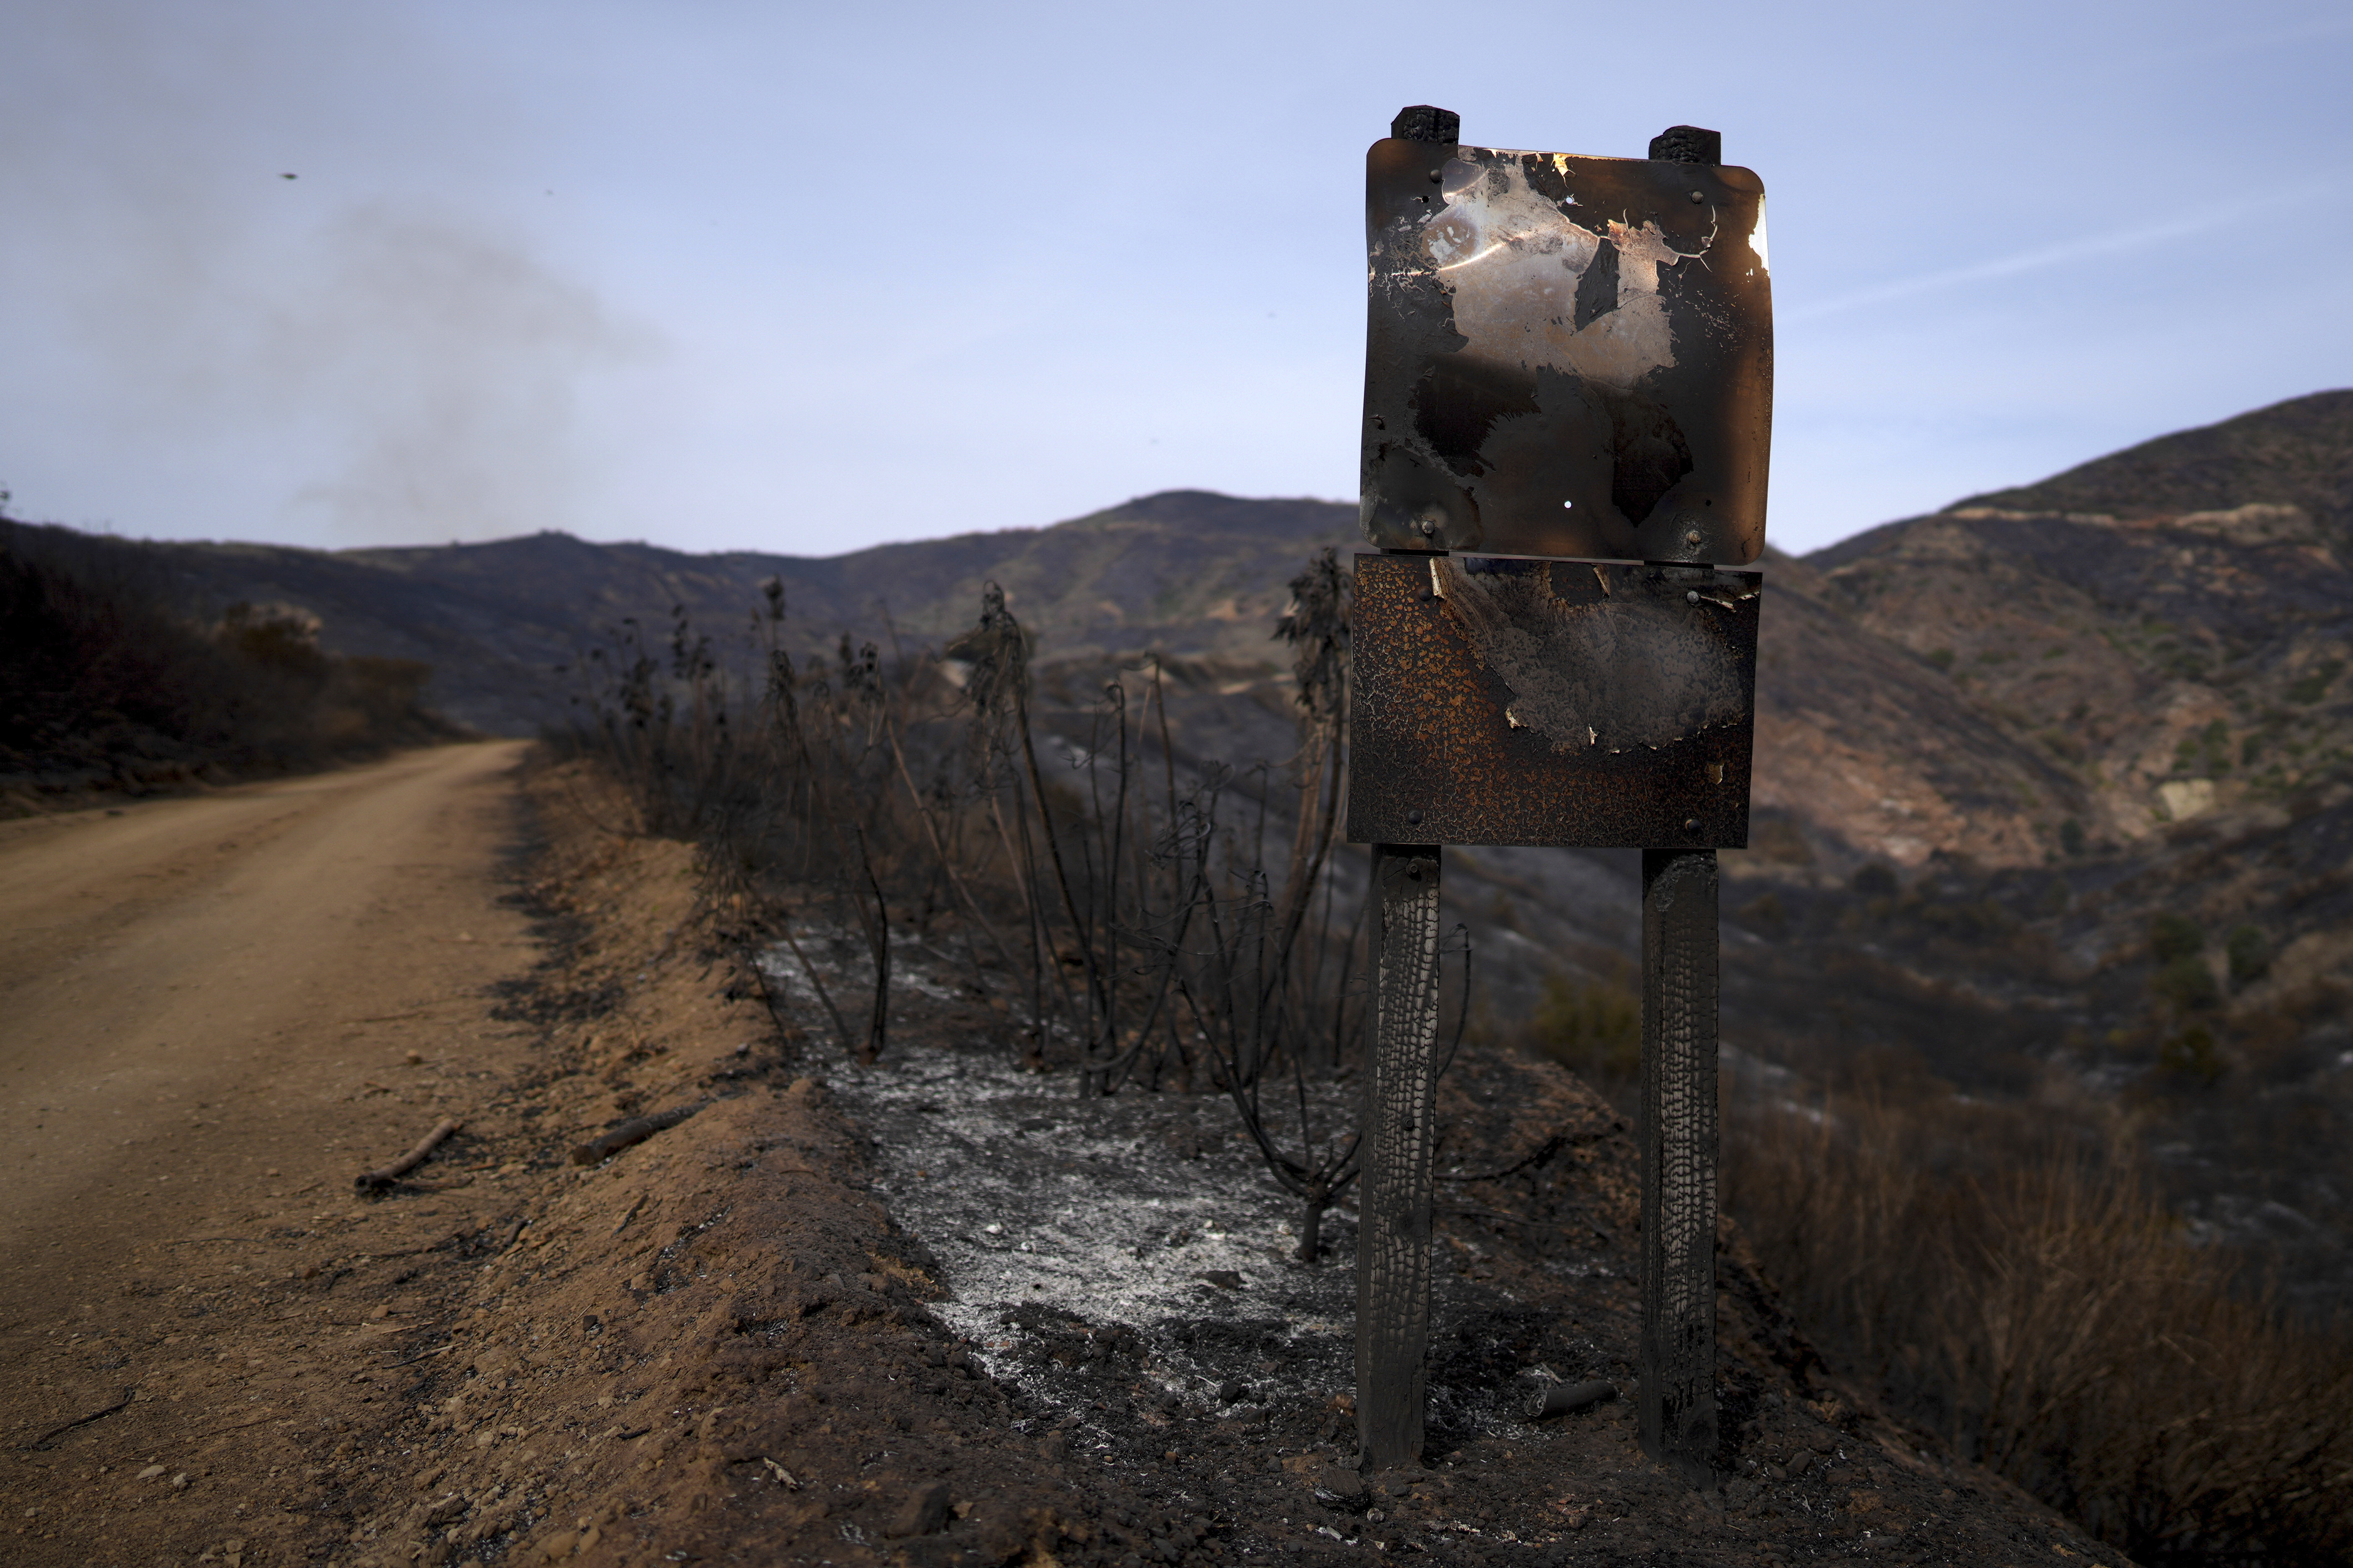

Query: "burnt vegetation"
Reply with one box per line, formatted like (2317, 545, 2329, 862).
(1683, 829, 2353, 1565)
(559, 559, 2353, 1566)
(556, 551, 1462, 1264)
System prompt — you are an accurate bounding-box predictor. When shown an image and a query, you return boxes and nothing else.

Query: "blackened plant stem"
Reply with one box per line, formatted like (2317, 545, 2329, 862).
(856, 826, 889, 1063)
(884, 711, 1017, 975)
(1017, 692, 1109, 1036)
(776, 918, 855, 1059)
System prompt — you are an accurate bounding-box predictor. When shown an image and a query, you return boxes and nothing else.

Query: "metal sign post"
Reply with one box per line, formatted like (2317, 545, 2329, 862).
(1348, 105, 1770, 1483)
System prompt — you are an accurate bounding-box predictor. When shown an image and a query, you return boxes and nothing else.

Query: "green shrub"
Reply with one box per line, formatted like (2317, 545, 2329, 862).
(2157, 1023, 2223, 1083)
(2286, 659, 2341, 704)
(1528, 969, 1639, 1081)
(2154, 954, 2221, 1012)
(1, 518, 458, 797)
(2224, 923, 2270, 986)
(2149, 911, 2203, 963)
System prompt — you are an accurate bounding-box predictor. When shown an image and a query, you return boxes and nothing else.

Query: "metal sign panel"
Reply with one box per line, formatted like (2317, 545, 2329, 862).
(1360, 141, 1772, 565)
(1346, 554, 1760, 848)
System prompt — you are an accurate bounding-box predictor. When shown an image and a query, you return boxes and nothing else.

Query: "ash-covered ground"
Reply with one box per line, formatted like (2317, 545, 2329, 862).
(758, 932, 1615, 1467)
(736, 919, 2141, 1565)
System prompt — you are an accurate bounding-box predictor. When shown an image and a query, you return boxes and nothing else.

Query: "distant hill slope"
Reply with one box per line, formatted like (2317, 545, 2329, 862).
(347, 489, 1356, 660)
(1807, 390, 2353, 861)
(135, 492, 1359, 735)
(33, 388, 2353, 876)
(1950, 388, 2353, 527)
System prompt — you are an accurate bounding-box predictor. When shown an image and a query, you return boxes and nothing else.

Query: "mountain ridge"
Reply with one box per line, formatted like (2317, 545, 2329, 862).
(12, 391, 2350, 881)
(1947, 387, 2353, 527)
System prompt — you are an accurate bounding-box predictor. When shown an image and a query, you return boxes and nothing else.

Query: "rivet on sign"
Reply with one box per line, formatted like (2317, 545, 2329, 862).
(1562, 499, 1574, 508)
(1689, 191, 1705, 203)
(1686, 529, 1702, 545)
(1419, 518, 1437, 536)
(1372, 414, 1385, 429)
(1430, 169, 1444, 183)
(1406, 808, 1424, 825)
(1684, 818, 1701, 833)
(1686, 590, 1701, 604)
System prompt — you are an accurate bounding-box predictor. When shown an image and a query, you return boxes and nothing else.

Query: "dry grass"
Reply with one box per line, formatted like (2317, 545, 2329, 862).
(1726, 1091, 2353, 1565)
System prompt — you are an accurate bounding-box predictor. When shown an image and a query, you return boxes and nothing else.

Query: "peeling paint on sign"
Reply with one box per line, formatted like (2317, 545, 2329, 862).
(1360, 141, 1773, 565)
(1348, 553, 1762, 849)
(1426, 156, 1691, 391)
(1432, 557, 1750, 752)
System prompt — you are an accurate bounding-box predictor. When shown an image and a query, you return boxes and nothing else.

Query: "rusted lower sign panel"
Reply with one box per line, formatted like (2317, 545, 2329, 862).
(1362, 140, 1772, 566)
(1347, 554, 1760, 849)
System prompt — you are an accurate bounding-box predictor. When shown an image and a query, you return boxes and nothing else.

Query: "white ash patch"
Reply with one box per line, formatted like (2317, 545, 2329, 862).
(758, 918, 971, 1010)
(759, 928, 1365, 1418)
(763, 935, 1552, 1444)
(827, 1032, 1364, 1414)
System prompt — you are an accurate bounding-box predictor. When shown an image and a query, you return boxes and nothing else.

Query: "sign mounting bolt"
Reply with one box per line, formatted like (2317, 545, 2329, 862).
(1684, 818, 1701, 833)
(1689, 190, 1705, 203)
(1406, 809, 1424, 826)
(1686, 590, 1700, 604)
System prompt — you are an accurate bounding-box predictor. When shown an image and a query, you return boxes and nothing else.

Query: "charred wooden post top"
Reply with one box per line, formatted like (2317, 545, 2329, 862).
(1390, 104, 1460, 143)
(1647, 124, 1722, 164)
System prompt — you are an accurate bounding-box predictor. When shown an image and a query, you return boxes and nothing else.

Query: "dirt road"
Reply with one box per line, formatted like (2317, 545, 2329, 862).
(2, 743, 534, 1284)
(1, 744, 543, 1555)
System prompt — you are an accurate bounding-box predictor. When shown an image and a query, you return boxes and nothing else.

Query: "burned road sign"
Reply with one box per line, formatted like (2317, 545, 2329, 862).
(1350, 109, 1769, 1483)
(1346, 554, 1760, 848)
(1360, 140, 1772, 565)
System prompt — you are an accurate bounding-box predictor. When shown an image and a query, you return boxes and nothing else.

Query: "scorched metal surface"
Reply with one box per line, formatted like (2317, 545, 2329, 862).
(1346, 554, 1761, 848)
(1360, 140, 1772, 565)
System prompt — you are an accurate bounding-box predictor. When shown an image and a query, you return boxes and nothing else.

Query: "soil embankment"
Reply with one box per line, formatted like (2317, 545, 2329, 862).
(4, 750, 2135, 1566)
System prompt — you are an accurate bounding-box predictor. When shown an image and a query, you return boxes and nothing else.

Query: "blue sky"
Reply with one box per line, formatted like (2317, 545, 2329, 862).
(2, 1, 2347, 559)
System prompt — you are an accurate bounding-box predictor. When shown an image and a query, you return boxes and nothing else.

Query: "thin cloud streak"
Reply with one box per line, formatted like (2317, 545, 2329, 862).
(1785, 184, 2343, 324)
